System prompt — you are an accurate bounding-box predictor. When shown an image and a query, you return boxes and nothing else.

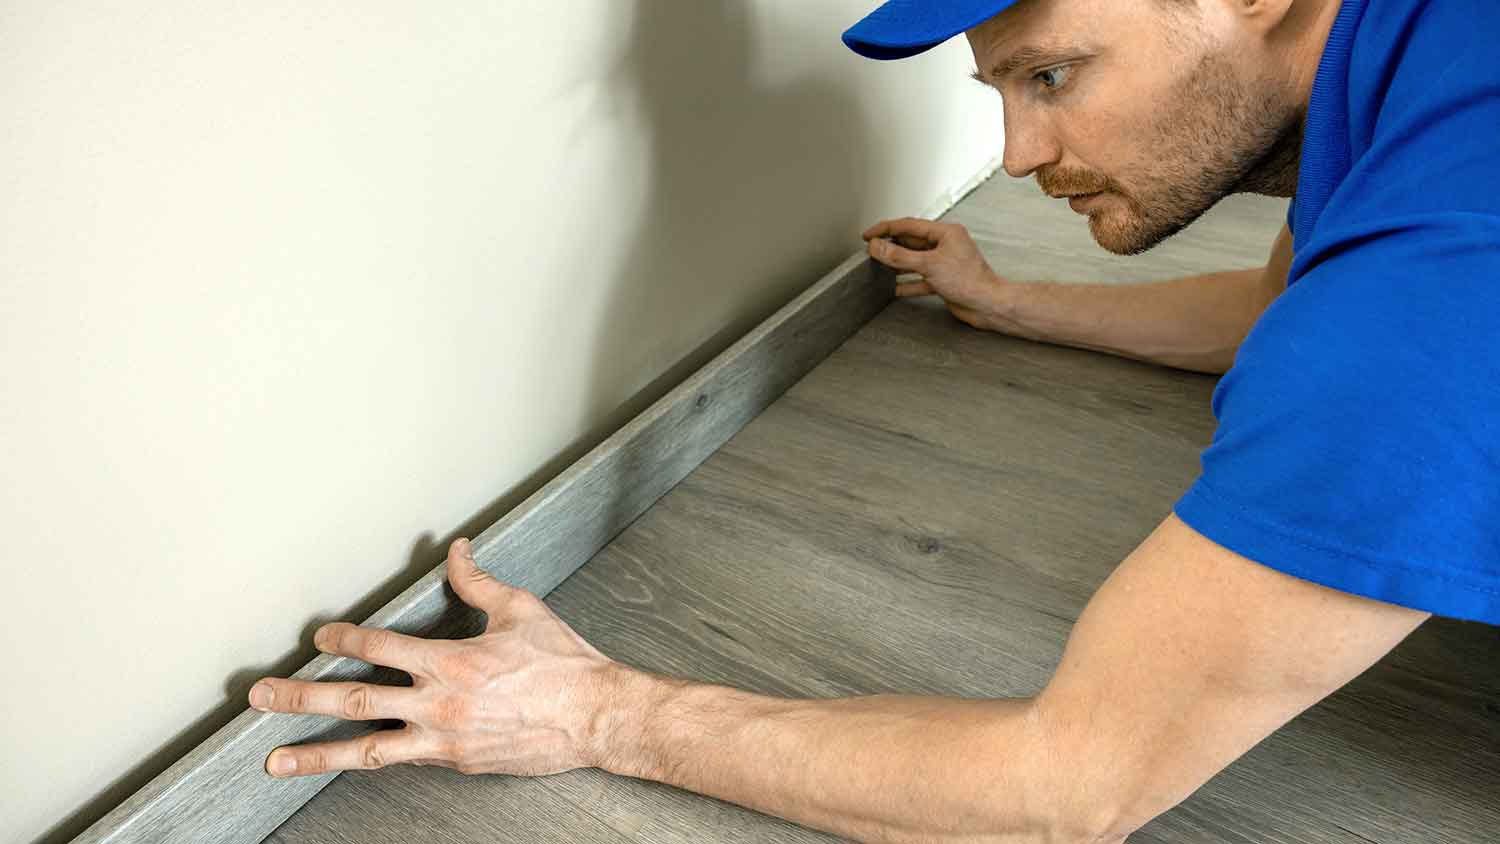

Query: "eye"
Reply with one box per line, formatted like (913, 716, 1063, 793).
(1033, 64, 1074, 92)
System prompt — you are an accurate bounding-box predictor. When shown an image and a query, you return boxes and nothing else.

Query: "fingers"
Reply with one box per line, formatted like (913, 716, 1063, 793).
(867, 237, 931, 274)
(264, 727, 433, 778)
(892, 234, 935, 250)
(446, 537, 532, 622)
(863, 217, 960, 273)
(312, 621, 439, 676)
(862, 217, 947, 244)
(249, 678, 425, 722)
(895, 279, 936, 298)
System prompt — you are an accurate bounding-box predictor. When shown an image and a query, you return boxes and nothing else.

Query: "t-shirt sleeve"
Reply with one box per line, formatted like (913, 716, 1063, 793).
(1173, 214, 1500, 622)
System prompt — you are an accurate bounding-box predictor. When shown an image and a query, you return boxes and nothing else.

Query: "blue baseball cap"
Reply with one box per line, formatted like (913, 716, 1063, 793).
(842, 0, 1022, 60)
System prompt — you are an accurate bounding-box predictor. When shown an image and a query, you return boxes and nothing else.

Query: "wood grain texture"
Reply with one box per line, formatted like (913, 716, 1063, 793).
(264, 176, 1500, 844)
(66, 250, 895, 844)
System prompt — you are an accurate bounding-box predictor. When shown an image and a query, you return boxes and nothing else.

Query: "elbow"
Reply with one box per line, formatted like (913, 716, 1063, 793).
(1021, 699, 1162, 844)
(1033, 784, 1154, 844)
(1033, 802, 1138, 844)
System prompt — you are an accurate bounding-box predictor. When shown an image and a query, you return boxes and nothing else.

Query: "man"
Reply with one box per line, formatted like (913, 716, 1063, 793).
(248, 1, 1498, 841)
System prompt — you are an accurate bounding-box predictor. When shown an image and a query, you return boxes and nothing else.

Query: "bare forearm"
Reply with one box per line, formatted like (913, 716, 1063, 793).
(983, 267, 1276, 374)
(592, 668, 1083, 844)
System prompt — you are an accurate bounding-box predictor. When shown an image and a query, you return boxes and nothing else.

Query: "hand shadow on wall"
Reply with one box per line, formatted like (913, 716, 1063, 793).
(575, 0, 879, 566)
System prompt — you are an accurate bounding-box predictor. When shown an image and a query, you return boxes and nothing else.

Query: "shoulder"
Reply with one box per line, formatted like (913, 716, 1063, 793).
(1337, 0, 1500, 221)
(1293, 0, 1499, 253)
(1176, 214, 1500, 623)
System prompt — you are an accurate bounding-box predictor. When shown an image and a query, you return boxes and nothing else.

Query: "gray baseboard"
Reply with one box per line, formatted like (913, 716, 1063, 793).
(68, 250, 897, 844)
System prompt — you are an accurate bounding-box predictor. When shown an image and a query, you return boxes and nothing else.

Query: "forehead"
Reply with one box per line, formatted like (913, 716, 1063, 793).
(964, 0, 1144, 72)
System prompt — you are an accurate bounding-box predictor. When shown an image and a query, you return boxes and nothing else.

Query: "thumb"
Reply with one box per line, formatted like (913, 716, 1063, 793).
(446, 537, 520, 616)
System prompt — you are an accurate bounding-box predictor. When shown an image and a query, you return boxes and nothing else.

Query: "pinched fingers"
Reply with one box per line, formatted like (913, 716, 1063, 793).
(894, 279, 936, 298)
(892, 234, 936, 250)
(867, 236, 934, 274)
(862, 216, 946, 245)
(862, 218, 978, 274)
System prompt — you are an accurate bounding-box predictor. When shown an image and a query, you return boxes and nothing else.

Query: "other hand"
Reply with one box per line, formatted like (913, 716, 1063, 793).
(863, 218, 1011, 330)
(249, 537, 622, 778)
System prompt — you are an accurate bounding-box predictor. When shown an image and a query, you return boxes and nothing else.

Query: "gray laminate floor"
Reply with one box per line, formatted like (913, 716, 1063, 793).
(264, 176, 1500, 843)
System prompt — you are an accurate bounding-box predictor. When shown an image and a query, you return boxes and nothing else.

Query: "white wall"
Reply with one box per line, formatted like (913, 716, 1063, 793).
(0, 3, 1001, 841)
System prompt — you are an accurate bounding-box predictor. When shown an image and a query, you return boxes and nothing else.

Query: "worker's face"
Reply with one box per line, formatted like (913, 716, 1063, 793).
(966, 0, 1301, 254)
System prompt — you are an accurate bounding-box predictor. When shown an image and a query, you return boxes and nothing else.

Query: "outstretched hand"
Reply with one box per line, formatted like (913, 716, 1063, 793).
(863, 217, 1012, 330)
(250, 537, 625, 778)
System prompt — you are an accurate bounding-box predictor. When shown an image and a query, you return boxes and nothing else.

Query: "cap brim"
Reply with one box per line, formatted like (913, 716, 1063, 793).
(841, 0, 1021, 60)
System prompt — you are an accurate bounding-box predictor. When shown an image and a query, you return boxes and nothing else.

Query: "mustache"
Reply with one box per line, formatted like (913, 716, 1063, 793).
(1035, 167, 1112, 197)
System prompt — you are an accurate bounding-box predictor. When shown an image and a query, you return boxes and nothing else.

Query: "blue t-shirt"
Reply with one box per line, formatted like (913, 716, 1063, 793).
(1172, 0, 1500, 623)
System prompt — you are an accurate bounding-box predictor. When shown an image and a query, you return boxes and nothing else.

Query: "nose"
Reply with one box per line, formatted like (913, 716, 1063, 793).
(1000, 108, 1060, 179)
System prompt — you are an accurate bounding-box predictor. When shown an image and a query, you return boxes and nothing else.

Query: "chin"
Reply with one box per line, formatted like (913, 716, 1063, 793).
(1086, 214, 1148, 256)
(1087, 208, 1181, 256)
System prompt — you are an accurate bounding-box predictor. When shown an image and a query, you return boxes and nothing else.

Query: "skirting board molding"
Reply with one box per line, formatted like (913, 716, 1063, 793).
(67, 159, 1000, 844)
(68, 252, 894, 844)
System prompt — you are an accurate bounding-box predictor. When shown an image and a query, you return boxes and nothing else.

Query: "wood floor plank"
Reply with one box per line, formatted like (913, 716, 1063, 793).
(265, 765, 632, 844)
(541, 298, 1500, 844)
(261, 175, 1499, 844)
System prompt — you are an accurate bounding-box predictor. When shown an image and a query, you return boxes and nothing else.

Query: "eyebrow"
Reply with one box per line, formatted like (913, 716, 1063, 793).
(970, 45, 1077, 84)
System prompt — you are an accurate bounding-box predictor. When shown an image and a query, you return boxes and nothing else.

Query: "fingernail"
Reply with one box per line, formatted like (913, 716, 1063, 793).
(269, 751, 297, 776)
(250, 683, 273, 710)
(457, 538, 473, 560)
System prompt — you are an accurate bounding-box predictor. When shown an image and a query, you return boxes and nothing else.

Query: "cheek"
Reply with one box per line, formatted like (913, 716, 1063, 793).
(1060, 97, 1138, 179)
(1091, 108, 1181, 197)
(1079, 71, 1189, 170)
(1056, 129, 1123, 196)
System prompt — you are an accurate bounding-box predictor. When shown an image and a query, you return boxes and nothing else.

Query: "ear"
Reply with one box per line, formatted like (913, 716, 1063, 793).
(1228, 0, 1296, 37)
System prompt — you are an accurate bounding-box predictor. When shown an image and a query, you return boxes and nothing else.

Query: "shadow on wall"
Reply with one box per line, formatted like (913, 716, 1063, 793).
(585, 0, 876, 531)
(35, 5, 877, 843)
(576, 0, 876, 524)
(593, 0, 875, 406)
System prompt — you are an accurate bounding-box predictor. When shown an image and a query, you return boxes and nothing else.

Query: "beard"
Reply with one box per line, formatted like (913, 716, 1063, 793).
(1037, 50, 1303, 255)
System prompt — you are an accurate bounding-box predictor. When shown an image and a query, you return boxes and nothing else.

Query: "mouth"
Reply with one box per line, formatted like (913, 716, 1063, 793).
(1065, 191, 1104, 212)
